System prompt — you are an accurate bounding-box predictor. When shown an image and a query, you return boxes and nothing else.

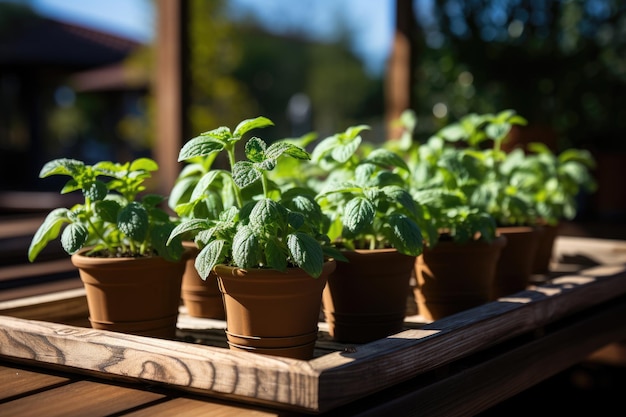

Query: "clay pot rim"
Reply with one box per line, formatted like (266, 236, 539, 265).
(426, 234, 507, 251)
(214, 259, 336, 278)
(71, 247, 185, 268)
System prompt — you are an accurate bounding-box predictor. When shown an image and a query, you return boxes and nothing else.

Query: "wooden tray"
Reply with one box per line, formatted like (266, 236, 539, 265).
(2, 236, 626, 414)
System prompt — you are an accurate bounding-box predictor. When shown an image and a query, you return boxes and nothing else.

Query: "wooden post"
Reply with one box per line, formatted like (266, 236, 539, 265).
(385, 0, 417, 140)
(154, 0, 190, 196)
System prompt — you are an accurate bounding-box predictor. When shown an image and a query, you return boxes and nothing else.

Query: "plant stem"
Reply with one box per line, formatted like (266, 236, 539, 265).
(261, 173, 269, 198)
(226, 145, 243, 208)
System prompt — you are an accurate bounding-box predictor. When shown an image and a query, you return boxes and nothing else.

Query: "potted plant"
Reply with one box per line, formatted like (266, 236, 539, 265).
(28, 157, 186, 338)
(391, 110, 507, 321)
(168, 116, 343, 359)
(167, 121, 274, 320)
(522, 142, 597, 273)
(309, 124, 431, 343)
(427, 109, 548, 300)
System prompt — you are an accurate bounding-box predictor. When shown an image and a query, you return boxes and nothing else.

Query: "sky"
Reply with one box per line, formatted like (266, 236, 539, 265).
(26, 0, 395, 76)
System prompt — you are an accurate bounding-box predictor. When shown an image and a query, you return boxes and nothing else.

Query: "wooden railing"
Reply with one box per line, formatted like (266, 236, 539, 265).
(0, 213, 81, 302)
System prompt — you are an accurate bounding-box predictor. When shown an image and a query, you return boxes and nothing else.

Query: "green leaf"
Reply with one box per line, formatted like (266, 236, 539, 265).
(354, 163, 376, 186)
(118, 202, 149, 242)
(365, 148, 409, 172)
(233, 161, 261, 188)
(287, 232, 323, 278)
(485, 122, 511, 142)
(265, 141, 310, 161)
(196, 240, 225, 279)
(286, 195, 321, 225)
(178, 136, 225, 161)
(344, 197, 375, 234)
(437, 124, 467, 142)
(343, 124, 370, 139)
(95, 199, 121, 223)
(60, 223, 89, 254)
(28, 208, 70, 261)
(191, 170, 228, 201)
(232, 225, 261, 268)
(311, 135, 340, 163)
(82, 180, 107, 201)
(331, 135, 361, 163)
(168, 218, 210, 243)
(60, 179, 81, 194)
(129, 157, 159, 172)
(93, 160, 119, 176)
(383, 186, 419, 215)
(257, 158, 276, 172)
(233, 116, 274, 138)
(200, 126, 232, 141)
(287, 211, 305, 229)
(169, 176, 197, 209)
(244, 137, 267, 163)
(249, 199, 281, 229)
(142, 194, 165, 208)
(39, 158, 85, 178)
(151, 223, 183, 261)
(385, 214, 423, 256)
(265, 238, 287, 271)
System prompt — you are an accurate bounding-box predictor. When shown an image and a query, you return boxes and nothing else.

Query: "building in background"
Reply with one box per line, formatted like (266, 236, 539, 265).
(0, 3, 146, 210)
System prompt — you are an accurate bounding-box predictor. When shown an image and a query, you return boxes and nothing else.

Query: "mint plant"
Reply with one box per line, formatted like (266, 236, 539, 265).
(524, 142, 597, 225)
(389, 109, 498, 244)
(430, 109, 538, 227)
(168, 116, 344, 280)
(28, 157, 184, 262)
(311, 124, 430, 255)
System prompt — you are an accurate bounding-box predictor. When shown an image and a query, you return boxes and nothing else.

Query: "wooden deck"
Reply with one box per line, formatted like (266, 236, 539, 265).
(1, 235, 626, 415)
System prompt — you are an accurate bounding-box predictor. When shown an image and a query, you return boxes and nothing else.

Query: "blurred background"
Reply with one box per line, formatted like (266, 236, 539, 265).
(1, 0, 625, 224)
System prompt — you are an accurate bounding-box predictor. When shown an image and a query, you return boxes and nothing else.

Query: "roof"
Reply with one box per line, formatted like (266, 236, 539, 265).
(0, 15, 141, 70)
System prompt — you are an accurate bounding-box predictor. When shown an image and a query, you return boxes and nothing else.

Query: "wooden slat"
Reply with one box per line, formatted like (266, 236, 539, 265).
(0, 215, 46, 239)
(123, 397, 289, 417)
(0, 258, 76, 282)
(1, 262, 625, 413)
(0, 288, 88, 323)
(0, 276, 83, 303)
(0, 364, 71, 400)
(0, 380, 166, 417)
(321, 297, 626, 417)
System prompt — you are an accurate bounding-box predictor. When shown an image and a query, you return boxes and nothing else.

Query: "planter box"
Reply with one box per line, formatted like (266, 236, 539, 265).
(1, 236, 626, 415)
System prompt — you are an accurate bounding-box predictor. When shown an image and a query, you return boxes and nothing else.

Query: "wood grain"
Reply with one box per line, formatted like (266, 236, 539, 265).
(0, 288, 88, 323)
(0, 364, 72, 400)
(1, 262, 626, 412)
(0, 380, 165, 417)
(1, 236, 626, 413)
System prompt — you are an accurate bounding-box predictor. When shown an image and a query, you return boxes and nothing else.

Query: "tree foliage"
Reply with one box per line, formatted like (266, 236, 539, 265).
(412, 0, 626, 150)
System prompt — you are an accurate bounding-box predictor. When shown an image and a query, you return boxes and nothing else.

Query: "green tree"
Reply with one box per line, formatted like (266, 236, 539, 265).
(412, 0, 626, 151)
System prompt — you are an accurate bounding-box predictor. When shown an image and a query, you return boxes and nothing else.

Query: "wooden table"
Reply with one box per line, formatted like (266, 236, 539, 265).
(1, 236, 626, 416)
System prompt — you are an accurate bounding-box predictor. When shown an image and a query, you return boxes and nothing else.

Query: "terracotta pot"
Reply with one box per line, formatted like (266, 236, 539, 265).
(180, 242, 225, 319)
(532, 223, 561, 274)
(214, 260, 335, 360)
(322, 249, 416, 343)
(492, 226, 543, 299)
(415, 235, 507, 321)
(71, 248, 185, 339)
